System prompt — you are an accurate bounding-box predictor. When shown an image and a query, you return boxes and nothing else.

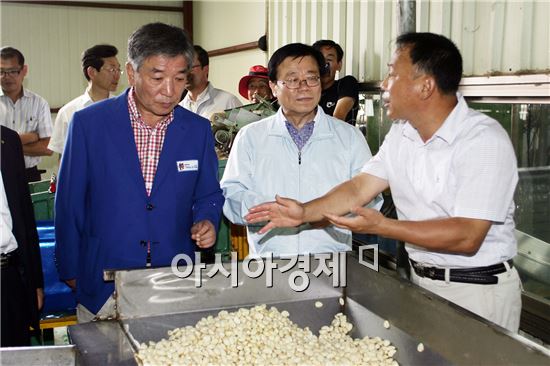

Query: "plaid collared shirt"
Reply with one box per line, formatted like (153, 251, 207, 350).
(127, 87, 173, 196)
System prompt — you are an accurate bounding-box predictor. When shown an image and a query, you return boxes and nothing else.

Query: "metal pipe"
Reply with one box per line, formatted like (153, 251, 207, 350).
(395, 0, 416, 279)
(398, 0, 416, 34)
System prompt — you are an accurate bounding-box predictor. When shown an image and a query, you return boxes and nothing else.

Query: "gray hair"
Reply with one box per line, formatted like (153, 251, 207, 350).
(127, 22, 194, 71)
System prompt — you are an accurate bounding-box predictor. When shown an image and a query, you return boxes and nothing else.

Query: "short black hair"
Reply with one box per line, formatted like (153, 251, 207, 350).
(194, 45, 209, 67)
(312, 40, 344, 62)
(267, 43, 326, 82)
(396, 32, 463, 95)
(127, 22, 193, 71)
(81, 44, 118, 81)
(0, 46, 25, 66)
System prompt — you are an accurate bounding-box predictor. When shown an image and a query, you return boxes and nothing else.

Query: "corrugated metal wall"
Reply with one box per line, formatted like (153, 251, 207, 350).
(0, 2, 182, 107)
(2, 1, 547, 103)
(268, 0, 550, 81)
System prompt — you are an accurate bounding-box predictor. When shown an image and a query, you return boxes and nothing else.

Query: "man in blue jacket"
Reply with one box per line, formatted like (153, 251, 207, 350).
(55, 23, 224, 322)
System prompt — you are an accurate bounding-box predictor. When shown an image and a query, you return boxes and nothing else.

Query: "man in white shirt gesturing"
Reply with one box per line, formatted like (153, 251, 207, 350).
(246, 32, 522, 333)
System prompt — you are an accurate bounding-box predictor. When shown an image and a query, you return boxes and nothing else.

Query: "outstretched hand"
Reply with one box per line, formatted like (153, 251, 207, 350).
(324, 206, 385, 234)
(245, 195, 305, 234)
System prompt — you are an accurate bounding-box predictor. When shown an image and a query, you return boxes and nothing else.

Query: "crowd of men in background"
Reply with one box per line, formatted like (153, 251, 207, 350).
(1, 36, 358, 183)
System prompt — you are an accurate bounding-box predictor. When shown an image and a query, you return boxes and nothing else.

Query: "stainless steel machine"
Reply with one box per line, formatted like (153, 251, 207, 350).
(0, 345, 76, 366)
(60, 252, 550, 365)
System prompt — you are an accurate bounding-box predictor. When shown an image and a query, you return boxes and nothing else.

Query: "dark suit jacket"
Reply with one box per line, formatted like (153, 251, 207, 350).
(55, 90, 224, 313)
(1, 125, 44, 332)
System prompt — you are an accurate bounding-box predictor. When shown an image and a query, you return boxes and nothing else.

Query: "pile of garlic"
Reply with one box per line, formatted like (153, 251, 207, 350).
(137, 304, 398, 365)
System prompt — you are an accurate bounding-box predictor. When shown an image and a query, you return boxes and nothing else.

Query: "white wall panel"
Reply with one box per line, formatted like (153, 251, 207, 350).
(192, 1, 268, 104)
(268, 0, 549, 82)
(1, 2, 182, 108)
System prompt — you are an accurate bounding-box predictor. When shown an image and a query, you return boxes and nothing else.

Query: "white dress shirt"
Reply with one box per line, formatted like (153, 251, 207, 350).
(0, 88, 52, 168)
(362, 93, 518, 267)
(180, 82, 241, 120)
(48, 91, 95, 154)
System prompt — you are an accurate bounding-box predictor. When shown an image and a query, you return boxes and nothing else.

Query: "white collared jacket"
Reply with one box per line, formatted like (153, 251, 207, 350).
(221, 107, 381, 256)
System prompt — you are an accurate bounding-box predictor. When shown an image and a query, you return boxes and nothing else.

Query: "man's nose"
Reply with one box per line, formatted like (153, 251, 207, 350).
(297, 79, 311, 90)
(381, 76, 389, 90)
(162, 79, 175, 96)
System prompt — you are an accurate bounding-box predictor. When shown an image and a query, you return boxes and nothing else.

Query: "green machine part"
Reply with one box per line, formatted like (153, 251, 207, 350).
(211, 97, 277, 157)
(29, 179, 55, 221)
(214, 159, 231, 259)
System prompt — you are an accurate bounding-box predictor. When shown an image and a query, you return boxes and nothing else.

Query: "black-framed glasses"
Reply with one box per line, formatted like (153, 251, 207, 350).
(0, 68, 22, 77)
(277, 75, 320, 89)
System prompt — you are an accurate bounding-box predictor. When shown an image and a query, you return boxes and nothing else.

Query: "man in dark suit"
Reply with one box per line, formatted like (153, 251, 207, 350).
(1, 125, 44, 346)
(54, 23, 224, 322)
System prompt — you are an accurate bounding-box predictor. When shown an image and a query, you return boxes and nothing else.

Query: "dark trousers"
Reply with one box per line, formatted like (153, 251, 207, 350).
(1, 262, 31, 347)
(26, 166, 42, 183)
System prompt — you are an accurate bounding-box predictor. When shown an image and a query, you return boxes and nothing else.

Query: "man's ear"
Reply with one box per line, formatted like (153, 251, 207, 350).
(86, 66, 97, 81)
(269, 80, 278, 97)
(21, 64, 28, 78)
(419, 76, 436, 100)
(126, 62, 135, 86)
(336, 60, 343, 72)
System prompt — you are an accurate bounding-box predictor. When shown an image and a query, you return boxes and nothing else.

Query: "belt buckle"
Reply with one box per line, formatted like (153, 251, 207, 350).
(415, 264, 427, 277)
(415, 263, 437, 279)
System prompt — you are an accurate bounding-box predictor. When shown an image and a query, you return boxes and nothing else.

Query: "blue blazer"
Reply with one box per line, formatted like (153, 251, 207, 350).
(54, 90, 224, 313)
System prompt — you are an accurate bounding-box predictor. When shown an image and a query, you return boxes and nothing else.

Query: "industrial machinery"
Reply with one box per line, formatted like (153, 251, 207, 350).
(211, 96, 276, 157)
(7, 252, 542, 365)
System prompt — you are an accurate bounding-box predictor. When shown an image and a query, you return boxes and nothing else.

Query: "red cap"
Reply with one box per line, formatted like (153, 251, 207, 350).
(238, 65, 269, 100)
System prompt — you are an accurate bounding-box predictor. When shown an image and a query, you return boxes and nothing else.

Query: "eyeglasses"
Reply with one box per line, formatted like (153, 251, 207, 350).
(190, 64, 202, 70)
(102, 67, 123, 75)
(0, 68, 22, 77)
(277, 75, 320, 89)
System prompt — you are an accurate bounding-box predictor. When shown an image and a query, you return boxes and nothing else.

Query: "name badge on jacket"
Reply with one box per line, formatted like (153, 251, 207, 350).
(177, 160, 199, 172)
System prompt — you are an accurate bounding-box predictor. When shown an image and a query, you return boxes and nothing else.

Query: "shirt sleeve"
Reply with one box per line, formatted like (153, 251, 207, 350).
(361, 124, 398, 181)
(220, 127, 275, 225)
(191, 123, 225, 231)
(337, 75, 359, 101)
(350, 126, 383, 210)
(36, 96, 53, 139)
(228, 94, 243, 109)
(48, 108, 68, 154)
(453, 126, 518, 223)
